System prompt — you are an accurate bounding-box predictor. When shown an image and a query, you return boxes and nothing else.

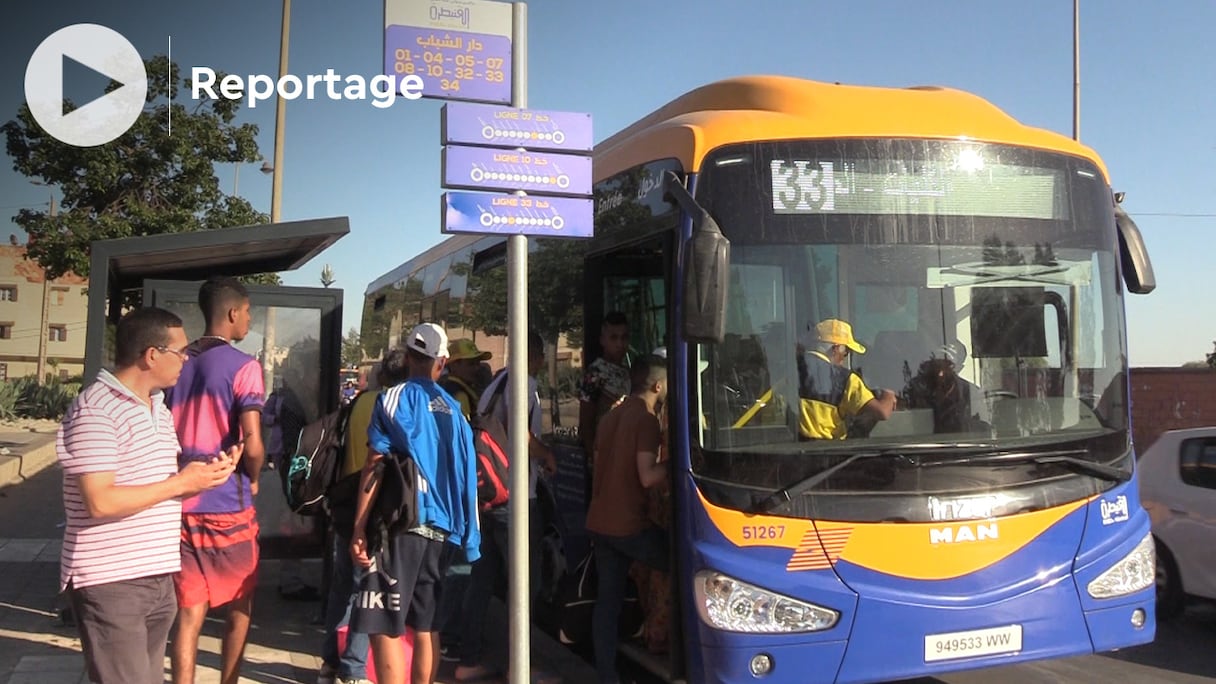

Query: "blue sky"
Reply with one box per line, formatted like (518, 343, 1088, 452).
(1, 0, 1212, 367)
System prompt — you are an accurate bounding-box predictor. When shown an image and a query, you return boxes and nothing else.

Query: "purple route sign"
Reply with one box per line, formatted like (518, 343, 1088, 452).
(442, 102, 594, 153)
(443, 145, 592, 196)
(443, 191, 593, 238)
(384, 0, 513, 104)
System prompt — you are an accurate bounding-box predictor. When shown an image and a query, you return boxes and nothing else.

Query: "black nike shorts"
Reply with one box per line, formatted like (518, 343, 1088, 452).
(350, 531, 448, 636)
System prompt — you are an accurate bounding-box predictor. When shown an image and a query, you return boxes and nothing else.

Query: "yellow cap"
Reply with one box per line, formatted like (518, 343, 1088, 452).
(447, 338, 491, 362)
(815, 319, 866, 354)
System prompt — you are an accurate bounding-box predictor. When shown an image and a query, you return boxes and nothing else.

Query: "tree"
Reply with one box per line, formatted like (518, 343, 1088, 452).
(460, 238, 586, 343)
(341, 327, 362, 368)
(1206, 341, 1216, 369)
(4, 56, 278, 285)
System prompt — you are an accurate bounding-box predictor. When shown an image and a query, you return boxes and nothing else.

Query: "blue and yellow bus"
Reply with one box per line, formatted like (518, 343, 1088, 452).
(364, 75, 1157, 683)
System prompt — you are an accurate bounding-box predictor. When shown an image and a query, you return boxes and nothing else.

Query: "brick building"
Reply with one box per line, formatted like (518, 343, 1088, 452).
(1129, 367, 1216, 453)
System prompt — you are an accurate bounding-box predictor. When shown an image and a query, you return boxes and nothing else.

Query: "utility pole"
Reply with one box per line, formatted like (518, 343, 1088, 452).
(1073, 0, 1081, 141)
(36, 195, 56, 384)
(262, 0, 290, 396)
(271, 0, 290, 224)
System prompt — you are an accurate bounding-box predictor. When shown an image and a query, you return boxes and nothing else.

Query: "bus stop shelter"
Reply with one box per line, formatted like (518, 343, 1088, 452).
(82, 217, 351, 558)
(83, 216, 349, 380)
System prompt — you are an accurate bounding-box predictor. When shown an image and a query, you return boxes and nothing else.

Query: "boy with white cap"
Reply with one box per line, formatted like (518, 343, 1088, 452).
(349, 323, 482, 684)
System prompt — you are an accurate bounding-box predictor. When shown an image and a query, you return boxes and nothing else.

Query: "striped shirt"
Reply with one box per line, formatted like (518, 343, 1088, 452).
(57, 370, 183, 590)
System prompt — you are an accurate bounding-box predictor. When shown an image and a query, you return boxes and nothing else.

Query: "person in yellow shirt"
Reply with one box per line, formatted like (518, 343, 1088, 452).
(318, 350, 408, 684)
(797, 318, 897, 440)
(441, 338, 492, 420)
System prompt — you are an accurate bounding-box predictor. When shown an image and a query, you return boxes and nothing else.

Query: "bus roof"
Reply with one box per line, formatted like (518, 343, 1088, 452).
(594, 75, 1109, 182)
(364, 233, 492, 296)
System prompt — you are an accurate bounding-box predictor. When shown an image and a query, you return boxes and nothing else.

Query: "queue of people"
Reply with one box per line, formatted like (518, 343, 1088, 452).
(55, 288, 982, 684)
(52, 296, 670, 684)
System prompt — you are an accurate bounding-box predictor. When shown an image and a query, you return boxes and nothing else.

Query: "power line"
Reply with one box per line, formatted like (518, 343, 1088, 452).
(1131, 213, 1216, 218)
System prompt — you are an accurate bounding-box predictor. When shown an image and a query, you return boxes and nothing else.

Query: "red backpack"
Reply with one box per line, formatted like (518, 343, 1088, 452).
(470, 374, 511, 510)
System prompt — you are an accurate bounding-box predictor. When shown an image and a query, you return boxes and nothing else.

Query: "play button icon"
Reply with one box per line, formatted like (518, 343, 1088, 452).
(24, 24, 147, 147)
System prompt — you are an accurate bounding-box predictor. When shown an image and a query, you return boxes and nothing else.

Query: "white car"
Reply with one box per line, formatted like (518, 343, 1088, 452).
(1138, 427, 1216, 618)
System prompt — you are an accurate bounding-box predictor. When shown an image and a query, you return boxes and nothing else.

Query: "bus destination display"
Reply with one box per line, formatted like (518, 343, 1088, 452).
(770, 159, 1064, 219)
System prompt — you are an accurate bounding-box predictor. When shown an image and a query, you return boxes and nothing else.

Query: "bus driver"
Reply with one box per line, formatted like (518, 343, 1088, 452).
(797, 318, 897, 440)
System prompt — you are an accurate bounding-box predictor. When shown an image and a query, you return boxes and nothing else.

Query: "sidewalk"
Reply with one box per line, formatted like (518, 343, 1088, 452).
(0, 422, 596, 684)
(0, 422, 58, 490)
(0, 554, 595, 684)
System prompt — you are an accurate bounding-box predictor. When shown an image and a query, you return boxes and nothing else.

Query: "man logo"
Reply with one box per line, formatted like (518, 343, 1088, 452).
(929, 523, 999, 545)
(24, 24, 147, 147)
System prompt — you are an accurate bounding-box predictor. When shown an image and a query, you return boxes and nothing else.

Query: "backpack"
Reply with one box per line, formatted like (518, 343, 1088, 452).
(366, 447, 420, 553)
(284, 396, 358, 516)
(470, 374, 511, 510)
(362, 389, 421, 552)
(557, 546, 643, 645)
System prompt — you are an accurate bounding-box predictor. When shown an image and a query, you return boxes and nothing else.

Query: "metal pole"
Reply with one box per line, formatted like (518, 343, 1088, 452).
(1073, 0, 1080, 141)
(508, 4, 530, 683)
(265, 0, 289, 395)
(271, 0, 290, 223)
(36, 194, 55, 384)
(234, 163, 240, 197)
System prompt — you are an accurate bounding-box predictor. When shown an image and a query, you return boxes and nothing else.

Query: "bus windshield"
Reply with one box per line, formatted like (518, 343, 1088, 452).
(690, 139, 1130, 501)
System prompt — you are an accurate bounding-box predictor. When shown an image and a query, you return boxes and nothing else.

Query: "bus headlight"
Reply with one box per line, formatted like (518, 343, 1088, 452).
(694, 570, 838, 633)
(1087, 532, 1155, 599)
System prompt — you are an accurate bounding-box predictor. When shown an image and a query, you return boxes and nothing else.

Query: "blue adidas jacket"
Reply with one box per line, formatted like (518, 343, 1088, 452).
(369, 378, 481, 563)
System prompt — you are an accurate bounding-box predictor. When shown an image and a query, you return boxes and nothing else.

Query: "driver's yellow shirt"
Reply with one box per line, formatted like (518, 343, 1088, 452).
(798, 351, 874, 439)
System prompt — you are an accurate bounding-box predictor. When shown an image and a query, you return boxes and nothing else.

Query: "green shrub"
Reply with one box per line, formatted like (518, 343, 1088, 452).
(12, 377, 78, 420)
(0, 382, 19, 421)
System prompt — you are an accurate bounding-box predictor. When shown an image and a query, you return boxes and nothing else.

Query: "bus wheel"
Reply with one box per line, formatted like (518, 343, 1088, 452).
(1155, 537, 1184, 620)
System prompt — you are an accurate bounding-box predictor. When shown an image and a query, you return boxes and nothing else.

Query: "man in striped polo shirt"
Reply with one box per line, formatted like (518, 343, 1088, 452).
(58, 307, 240, 684)
(164, 276, 267, 684)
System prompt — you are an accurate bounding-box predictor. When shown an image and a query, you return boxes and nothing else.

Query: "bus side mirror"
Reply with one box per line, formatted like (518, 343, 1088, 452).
(664, 171, 730, 343)
(1114, 201, 1155, 295)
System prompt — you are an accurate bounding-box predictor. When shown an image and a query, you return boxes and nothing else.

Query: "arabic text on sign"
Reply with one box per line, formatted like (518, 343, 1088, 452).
(394, 36, 505, 93)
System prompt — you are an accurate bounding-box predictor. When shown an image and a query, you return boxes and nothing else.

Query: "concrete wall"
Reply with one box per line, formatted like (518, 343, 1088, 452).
(1130, 367, 1216, 453)
(0, 245, 88, 381)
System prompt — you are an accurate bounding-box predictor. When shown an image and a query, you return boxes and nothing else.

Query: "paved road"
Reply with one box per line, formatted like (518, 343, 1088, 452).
(5, 463, 1214, 684)
(890, 604, 1216, 684)
(616, 604, 1216, 684)
(0, 461, 595, 684)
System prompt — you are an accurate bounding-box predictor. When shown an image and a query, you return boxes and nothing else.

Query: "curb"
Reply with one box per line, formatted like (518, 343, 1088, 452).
(0, 435, 58, 489)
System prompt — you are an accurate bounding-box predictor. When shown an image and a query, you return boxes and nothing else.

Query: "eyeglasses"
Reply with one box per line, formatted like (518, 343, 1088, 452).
(154, 346, 190, 361)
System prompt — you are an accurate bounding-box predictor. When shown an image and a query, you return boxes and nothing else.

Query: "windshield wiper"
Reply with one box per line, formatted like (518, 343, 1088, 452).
(1032, 454, 1130, 483)
(747, 443, 993, 514)
(920, 448, 1130, 483)
(749, 449, 896, 514)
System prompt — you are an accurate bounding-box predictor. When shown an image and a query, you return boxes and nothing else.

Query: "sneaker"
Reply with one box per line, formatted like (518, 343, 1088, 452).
(316, 663, 338, 684)
(336, 678, 374, 684)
